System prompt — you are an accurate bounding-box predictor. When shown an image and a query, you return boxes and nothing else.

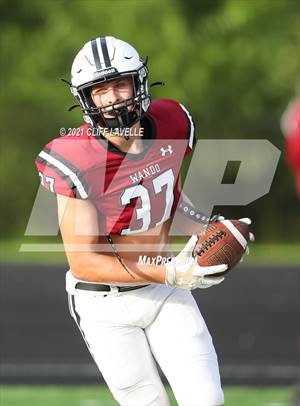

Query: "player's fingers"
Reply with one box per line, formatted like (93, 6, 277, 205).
(245, 246, 250, 255)
(249, 232, 255, 242)
(196, 283, 211, 289)
(193, 264, 228, 276)
(205, 276, 225, 284)
(197, 276, 225, 286)
(239, 217, 251, 225)
(179, 235, 198, 257)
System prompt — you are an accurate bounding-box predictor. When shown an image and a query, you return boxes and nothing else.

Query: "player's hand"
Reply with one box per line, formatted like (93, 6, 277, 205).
(214, 216, 255, 262)
(238, 217, 255, 262)
(164, 235, 227, 290)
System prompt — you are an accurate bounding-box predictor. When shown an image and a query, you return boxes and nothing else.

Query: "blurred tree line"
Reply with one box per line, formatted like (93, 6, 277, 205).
(0, 0, 299, 241)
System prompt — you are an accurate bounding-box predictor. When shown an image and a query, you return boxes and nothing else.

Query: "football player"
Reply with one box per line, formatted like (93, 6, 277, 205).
(36, 36, 246, 405)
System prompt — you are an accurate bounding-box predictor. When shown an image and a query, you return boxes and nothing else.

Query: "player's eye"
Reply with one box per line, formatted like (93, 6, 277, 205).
(93, 88, 107, 96)
(116, 81, 127, 88)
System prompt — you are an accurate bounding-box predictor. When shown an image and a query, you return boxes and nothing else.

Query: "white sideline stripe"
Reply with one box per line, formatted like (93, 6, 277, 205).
(221, 220, 248, 249)
(179, 103, 195, 150)
(0, 363, 298, 379)
(39, 150, 88, 199)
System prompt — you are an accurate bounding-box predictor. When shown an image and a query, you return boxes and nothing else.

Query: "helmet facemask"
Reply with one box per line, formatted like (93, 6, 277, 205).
(73, 67, 150, 131)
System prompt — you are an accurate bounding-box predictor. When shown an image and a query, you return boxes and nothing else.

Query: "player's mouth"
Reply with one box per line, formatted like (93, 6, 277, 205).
(102, 102, 134, 118)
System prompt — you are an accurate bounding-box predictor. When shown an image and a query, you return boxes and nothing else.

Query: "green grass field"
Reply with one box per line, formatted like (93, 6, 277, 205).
(0, 385, 296, 406)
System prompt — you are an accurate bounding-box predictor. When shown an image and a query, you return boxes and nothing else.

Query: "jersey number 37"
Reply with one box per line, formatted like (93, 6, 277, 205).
(120, 169, 175, 235)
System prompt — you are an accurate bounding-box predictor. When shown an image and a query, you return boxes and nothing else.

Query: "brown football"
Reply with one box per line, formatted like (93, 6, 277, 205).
(194, 220, 250, 276)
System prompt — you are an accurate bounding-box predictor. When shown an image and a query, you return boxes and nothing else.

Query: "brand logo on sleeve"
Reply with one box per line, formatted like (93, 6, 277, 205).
(160, 145, 173, 156)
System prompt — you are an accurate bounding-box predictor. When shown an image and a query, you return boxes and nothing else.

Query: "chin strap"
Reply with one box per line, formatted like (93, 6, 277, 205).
(61, 78, 72, 86)
(68, 104, 80, 111)
(103, 109, 139, 131)
(150, 81, 165, 88)
(61, 78, 82, 112)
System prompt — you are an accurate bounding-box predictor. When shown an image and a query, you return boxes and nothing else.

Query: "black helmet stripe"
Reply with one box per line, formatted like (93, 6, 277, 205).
(91, 39, 102, 70)
(100, 37, 111, 67)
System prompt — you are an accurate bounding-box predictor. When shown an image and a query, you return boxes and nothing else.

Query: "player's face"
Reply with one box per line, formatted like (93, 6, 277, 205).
(91, 77, 134, 118)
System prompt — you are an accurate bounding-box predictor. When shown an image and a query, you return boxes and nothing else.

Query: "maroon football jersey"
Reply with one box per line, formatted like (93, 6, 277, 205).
(36, 99, 195, 235)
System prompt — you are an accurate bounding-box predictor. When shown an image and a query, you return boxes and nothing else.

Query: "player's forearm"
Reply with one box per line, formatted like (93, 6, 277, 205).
(172, 210, 207, 235)
(68, 252, 166, 284)
(172, 192, 213, 235)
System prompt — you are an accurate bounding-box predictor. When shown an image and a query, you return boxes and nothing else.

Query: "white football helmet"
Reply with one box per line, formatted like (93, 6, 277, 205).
(70, 36, 151, 129)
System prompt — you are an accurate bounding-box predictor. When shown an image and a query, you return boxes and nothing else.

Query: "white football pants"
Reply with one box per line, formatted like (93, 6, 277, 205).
(67, 278, 224, 406)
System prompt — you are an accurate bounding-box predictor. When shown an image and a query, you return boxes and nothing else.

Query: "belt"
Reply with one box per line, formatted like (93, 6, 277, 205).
(75, 282, 150, 293)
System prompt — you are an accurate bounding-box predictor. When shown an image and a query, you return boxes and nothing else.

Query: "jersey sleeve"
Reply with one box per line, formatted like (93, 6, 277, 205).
(35, 143, 89, 199)
(178, 103, 196, 157)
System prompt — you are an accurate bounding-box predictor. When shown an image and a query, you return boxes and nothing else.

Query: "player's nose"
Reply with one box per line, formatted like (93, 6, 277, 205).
(106, 86, 120, 105)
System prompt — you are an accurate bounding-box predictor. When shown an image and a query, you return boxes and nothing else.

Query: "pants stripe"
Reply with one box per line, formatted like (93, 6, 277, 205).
(68, 293, 96, 360)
